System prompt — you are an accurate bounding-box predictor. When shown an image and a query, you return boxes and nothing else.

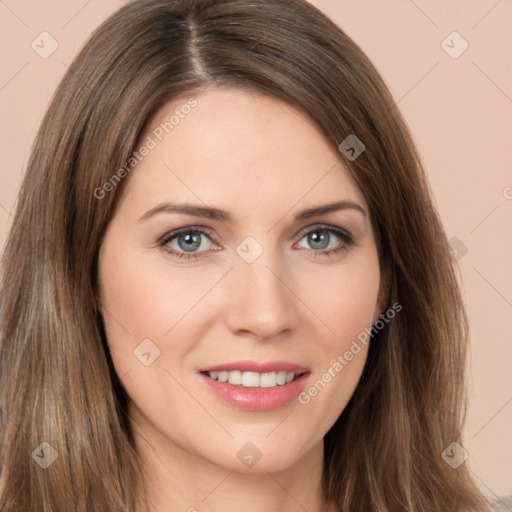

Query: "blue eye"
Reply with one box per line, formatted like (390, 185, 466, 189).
(295, 225, 354, 257)
(159, 228, 214, 260)
(158, 224, 354, 260)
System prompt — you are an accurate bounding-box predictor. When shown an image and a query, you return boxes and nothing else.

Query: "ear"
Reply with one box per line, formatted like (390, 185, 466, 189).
(372, 265, 391, 324)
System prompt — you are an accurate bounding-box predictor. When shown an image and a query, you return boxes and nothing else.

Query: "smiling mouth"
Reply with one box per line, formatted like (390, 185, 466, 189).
(201, 370, 306, 388)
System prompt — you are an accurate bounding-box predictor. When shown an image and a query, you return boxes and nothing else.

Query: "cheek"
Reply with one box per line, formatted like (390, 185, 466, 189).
(300, 253, 381, 350)
(97, 244, 225, 392)
(294, 254, 380, 422)
(98, 248, 213, 340)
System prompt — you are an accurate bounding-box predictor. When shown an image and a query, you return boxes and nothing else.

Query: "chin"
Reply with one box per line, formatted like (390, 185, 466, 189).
(201, 436, 315, 475)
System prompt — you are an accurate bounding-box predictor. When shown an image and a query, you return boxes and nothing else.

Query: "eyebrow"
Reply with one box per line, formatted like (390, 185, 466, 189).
(138, 200, 367, 223)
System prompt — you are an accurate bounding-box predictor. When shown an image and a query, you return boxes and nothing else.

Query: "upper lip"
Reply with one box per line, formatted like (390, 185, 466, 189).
(198, 360, 310, 374)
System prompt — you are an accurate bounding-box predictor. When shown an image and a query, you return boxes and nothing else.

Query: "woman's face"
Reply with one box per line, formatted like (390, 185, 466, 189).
(98, 88, 386, 473)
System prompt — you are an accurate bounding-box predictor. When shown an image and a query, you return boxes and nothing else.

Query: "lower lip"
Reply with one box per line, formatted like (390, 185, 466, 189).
(199, 372, 310, 411)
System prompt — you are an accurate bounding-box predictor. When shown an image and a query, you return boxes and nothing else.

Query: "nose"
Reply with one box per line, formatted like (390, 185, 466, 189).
(224, 247, 298, 341)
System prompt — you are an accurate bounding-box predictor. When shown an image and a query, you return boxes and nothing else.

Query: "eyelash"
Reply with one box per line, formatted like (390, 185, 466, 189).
(158, 224, 355, 261)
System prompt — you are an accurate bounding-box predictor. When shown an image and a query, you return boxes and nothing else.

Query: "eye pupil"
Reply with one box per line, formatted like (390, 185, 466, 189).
(178, 232, 202, 252)
(308, 230, 329, 250)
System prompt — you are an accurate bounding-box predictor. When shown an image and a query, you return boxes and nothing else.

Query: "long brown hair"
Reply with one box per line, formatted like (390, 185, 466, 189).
(0, 0, 490, 510)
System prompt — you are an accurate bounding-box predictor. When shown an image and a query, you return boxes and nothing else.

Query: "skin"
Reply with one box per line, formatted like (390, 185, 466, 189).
(97, 87, 388, 512)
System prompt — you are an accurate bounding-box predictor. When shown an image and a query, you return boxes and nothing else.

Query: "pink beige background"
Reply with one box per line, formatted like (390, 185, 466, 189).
(1, 0, 511, 500)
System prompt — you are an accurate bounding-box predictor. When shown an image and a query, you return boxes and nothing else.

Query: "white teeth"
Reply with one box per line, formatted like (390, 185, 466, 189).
(276, 371, 287, 385)
(206, 370, 302, 388)
(228, 370, 242, 385)
(241, 371, 260, 387)
(260, 372, 276, 388)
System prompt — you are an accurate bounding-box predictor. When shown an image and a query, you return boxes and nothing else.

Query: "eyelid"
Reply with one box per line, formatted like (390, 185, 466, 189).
(294, 222, 353, 241)
(157, 225, 215, 245)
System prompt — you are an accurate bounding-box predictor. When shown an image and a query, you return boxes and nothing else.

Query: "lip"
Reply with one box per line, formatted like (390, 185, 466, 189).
(198, 360, 310, 374)
(197, 360, 310, 412)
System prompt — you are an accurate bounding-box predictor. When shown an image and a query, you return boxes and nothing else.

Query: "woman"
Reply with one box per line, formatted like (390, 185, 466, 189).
(0, 0, 491, 510)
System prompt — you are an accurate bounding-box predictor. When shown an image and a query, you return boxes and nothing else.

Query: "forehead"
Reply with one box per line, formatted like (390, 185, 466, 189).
(120, 87, 367, 219)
